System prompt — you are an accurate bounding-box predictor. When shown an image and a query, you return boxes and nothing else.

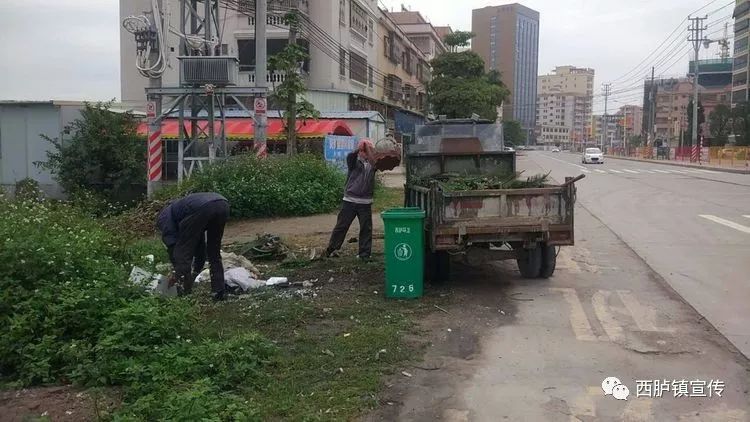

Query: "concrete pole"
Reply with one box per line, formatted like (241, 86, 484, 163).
(146, 0, 163, 198)
(255, 0, 268, 156)
(286, 0, 298, 156)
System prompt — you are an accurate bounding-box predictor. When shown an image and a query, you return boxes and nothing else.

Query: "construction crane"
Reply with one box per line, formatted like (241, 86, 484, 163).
(704, 22, 731, 59)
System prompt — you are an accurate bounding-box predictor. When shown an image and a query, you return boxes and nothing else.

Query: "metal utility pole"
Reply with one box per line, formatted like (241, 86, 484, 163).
(286, 0, 299, 155)
(602, 83, 611, 151)
(255, 0, 269, 157)
(688, 15, 708, 149)
(648, 66, 655, 146)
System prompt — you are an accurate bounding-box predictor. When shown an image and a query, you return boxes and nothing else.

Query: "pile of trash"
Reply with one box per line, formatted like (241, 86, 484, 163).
(129, 250, 315, 297)
(229, 234, 290, 261)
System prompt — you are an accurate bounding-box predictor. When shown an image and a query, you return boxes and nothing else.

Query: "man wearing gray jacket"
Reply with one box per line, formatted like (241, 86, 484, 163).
(325, 140, 377, 259)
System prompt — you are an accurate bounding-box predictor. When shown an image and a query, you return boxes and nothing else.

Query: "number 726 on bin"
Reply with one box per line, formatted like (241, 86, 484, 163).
(392, 284, 415, 293)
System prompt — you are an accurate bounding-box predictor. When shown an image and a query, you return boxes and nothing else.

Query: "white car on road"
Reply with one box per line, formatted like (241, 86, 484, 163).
(582, 147, 604, 164)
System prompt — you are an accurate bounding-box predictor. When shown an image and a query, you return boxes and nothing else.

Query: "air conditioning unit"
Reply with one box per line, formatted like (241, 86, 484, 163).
(179, 56, 239, 86)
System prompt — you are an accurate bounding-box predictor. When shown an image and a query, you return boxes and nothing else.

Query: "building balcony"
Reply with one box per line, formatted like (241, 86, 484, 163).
(240, 70, 299, 86)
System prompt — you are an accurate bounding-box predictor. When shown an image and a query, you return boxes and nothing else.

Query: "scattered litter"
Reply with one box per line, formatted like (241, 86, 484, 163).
(401, 371, 413, 378)
(434, 305, 450, 314)
(143, 254, 155, 264)
(129, 266, 176, 297)
(374, 291, 378, 295)
(500, 310, 506, 315)
(375, 349, 387, 361)
(65, 411, 73, 415)
(231, 234, 289, 261)
(310, 247, 318, 261)
(323, 307, 332, 313)
(328, 277, 334, 283)
(221, 252, 262, 276)
(302, 279, 315, 288)
(348, 237, 358, 243)
(225, 267, 264, 291)
(266, 277, 288, 286)
(336, 367, 344, 374)
(446, 328, 452, 333)
(41, 411, 48, 417)
(343, 333, 351, 337)
(322, 349, 335, 357)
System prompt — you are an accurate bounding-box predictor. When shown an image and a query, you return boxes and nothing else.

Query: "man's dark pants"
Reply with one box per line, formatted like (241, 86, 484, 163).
(171, 200, 229, 294)
(326, 201, 372, 257)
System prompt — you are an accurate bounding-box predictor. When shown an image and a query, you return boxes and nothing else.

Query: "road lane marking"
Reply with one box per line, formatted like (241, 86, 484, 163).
(549, 288, 597, 342)
(744, 215, 750, 219)
(699, 215, 750, 234)
(697, 169, 719, 174)
(609, 169, 623, 174)
(580, 168, 591, 173)
(653, 169, 671, 174)
(592, 290, 624, 342)
(617, 290, 674, 332)
(623, 169, 639, 174)
(594, 169, 606, 173)
(669, 169, 687, 174)
(639, 169, 655, 173)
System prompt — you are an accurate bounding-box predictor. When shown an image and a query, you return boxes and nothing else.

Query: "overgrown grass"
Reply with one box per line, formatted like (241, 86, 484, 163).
(1, 198, 432, 420)
(197, 256, 433, 420)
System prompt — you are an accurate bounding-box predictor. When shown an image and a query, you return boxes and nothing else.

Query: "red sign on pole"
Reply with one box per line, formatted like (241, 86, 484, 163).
(146, 101, 156, 119)
(254, 97, 267, 115)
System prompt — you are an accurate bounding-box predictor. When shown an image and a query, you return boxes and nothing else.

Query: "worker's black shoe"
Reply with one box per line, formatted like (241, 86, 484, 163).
(325, 249, 341, 258)
(212, 290, 226, 302)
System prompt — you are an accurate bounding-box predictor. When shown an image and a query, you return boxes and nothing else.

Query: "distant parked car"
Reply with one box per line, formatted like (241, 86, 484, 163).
(503, 146, 515, 152)
(552, 147, 561, 153)
(582, 147, 604, 164)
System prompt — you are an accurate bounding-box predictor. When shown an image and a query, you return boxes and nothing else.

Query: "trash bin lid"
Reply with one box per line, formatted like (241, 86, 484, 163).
(381, 207, 425, 220)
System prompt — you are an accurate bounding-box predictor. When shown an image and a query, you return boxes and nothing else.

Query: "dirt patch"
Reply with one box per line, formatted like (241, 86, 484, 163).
(0, 386, 120, 422)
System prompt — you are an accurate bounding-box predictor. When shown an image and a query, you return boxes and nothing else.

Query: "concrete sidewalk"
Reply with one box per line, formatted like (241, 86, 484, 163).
(605, 154, 750, 174)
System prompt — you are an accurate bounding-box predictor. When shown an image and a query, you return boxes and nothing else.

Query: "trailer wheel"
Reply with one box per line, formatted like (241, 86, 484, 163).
(539, 243, 557, 278)
(516, 245, 542, 279)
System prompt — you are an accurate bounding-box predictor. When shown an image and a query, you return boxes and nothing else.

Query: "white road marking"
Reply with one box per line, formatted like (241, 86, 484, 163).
(623, 169, 639, 174)
(699, 215, 750, 234)
(592, 290, 624, 342)
(639, 169, 655, 174)
(549, 288, 597, 342)
(594, 169, 606, 174)
(683, 169, 703, 173)
(609, 169, 623, 174)
(669, 169, 687, 174)
(617, 290, 674, 332)
(697, 169, 719, 174)
(580, 168, 591, 173)
(744, 215, 750, 219)
(653, 169, 671, 174)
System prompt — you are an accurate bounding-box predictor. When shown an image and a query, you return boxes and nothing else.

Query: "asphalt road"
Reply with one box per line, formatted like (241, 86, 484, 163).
(367, 153, 750, 421)
(525, 150, 750, 359)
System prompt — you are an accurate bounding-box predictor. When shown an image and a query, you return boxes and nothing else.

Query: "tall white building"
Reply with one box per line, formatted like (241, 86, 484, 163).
(119, 0, 433, 120)
(536, 66, 594, 146)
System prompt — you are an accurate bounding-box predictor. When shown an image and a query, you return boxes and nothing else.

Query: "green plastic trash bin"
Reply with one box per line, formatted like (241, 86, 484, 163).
(381, 208, 426, 299)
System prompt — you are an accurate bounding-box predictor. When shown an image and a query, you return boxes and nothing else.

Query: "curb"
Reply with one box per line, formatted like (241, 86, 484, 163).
(604, 155, 750, 175)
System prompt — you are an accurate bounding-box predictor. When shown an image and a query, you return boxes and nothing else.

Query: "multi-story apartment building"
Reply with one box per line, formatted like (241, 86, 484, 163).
(591, 114, 618, 148)
(386, 7, 449, 61)
(732, 0, 750, 106)
(471, 3, 539, 140)
(120, 0, 432, 137)
(615, 105, 643, 144)
(536, 66, 594, 147)
(642, 78, 692, 145)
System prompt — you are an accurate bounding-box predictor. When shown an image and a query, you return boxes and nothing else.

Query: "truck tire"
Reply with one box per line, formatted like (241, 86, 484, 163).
(539, 243, 557, 278)
(516, 245, 542, 279)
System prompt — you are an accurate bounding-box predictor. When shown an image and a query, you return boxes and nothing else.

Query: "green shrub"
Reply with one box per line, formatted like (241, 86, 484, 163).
(169, 153, 345, 218)
(14, 178, 44, 202)
(0, 198, 275, 419)
(36, 101, 146, 204)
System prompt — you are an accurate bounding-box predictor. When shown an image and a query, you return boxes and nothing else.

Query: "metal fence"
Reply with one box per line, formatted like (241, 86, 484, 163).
(609, 146, 750, 168)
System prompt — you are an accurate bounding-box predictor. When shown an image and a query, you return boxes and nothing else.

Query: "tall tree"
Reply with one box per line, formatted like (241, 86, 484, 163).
(709, 104, 731, 146)
(429, 51, 509, 120)
(268, 9, 319, 155)
(503, 120, 526, 146)
(731, 102, 750, 146)
(628, 134, 644, 148)
(443, 31, 475, 52)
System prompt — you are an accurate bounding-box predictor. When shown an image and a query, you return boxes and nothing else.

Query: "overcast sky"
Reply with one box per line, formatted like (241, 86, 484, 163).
(0, 0, 735, 112)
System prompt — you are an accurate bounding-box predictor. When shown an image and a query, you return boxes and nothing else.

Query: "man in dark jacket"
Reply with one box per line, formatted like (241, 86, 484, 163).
(325, 139, 377, 259)
(157, 192, 230, 300)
